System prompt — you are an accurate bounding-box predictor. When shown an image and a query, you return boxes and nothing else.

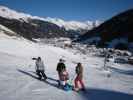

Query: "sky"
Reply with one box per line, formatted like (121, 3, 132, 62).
(0, 0, 133, 21)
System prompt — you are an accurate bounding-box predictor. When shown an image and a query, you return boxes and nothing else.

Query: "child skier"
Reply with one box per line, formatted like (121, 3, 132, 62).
(74, 63, 85, 91)
(33, 57, 47, 80)
(59, 68, 73, 91)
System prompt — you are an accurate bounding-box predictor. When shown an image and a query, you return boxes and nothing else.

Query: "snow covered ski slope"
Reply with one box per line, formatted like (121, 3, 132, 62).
(0, 33, 133, 100)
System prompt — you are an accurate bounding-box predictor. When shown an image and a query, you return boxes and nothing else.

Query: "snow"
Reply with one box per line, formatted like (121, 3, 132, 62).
(43, 17, 102, 31)
(0, 6, 102, 31)
(0, 5, 44, 22)
(0, 24, 16, 35)
(0, 33, 133, 100)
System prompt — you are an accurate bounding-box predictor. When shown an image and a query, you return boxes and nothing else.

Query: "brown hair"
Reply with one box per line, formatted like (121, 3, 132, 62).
(77, 62, 82, 67)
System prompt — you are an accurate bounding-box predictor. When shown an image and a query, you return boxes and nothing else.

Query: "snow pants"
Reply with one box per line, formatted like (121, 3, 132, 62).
(74, 76, 85, 89)
(36, 70, 47, 79)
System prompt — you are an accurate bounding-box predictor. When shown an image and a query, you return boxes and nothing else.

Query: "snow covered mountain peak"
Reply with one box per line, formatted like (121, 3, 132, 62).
(0, 5, 44, 21)
(44, 17, 102, 31)
(0, 6, 31, 20)
(0, 5, 102, 31)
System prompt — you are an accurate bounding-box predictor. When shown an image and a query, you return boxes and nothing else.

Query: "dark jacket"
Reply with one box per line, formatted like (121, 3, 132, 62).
(75, 65, 83, 79)
(56, 62, 66, 73)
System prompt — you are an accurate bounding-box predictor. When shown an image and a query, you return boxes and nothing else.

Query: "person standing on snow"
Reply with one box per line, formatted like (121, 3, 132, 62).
(74, 63, 85, 91)
(56, 59, 68, 86)
(34, 57, 47, 80)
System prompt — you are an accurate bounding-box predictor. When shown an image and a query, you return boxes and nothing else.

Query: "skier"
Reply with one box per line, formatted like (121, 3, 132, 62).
(33, 57, 47, 80)
(56, 59, 68, 87)
(74, 63, 85, 91)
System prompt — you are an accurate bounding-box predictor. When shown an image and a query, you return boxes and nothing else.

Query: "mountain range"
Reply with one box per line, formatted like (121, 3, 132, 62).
(0, 6, 101, 40)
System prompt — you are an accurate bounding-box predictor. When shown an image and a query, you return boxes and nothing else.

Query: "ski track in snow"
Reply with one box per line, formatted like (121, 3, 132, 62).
(0, 34, 133, 100)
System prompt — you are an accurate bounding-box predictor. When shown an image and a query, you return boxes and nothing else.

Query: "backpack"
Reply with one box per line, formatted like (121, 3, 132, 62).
(76, 66, 80, 74)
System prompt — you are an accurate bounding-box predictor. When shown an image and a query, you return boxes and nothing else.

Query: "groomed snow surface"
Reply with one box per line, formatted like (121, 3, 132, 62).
(0, 33, 133, 100)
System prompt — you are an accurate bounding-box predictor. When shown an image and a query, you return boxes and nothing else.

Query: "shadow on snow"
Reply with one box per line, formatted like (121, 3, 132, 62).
(17, 69, 133, 100)
(17, 69, 60, 89)
(108, 66, 133, 76)
(79, 88, 133, 100)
